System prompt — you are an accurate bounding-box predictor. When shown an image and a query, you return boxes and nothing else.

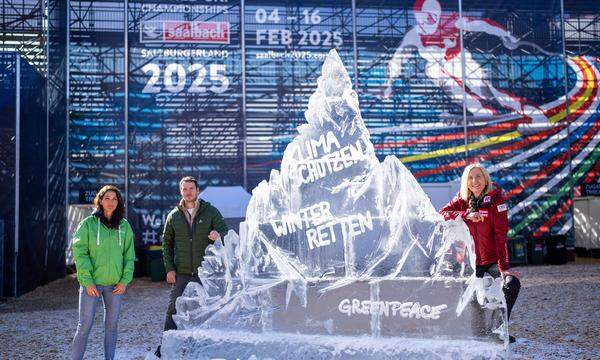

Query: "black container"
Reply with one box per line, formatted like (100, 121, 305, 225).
(544, 235, 568, 265)
(575, 247, 590, 257)
(146, 246, 166, 282)
(527, 237, 545, 265)
(566, 246, 576, 262)
(509, 236, 527, 266)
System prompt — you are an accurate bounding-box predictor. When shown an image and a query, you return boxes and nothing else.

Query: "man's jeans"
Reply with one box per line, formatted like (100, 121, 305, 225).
(72, 285, 123, 360)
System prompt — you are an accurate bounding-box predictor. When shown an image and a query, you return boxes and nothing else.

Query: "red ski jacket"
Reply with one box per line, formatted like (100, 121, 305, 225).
(440, 183, 510, 271)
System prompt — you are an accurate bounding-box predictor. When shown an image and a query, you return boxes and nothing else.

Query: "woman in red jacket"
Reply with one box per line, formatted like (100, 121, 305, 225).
(440, 163, 520, 342)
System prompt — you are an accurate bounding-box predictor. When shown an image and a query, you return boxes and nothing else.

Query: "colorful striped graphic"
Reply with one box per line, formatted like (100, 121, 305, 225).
(375, 56, 600, 238)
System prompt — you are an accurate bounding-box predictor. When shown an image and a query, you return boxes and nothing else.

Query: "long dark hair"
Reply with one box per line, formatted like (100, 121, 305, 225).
(93, 185, 125, 229)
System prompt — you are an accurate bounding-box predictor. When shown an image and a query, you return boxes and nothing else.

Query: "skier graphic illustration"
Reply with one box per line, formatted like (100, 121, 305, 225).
(382, 0, 548, 123)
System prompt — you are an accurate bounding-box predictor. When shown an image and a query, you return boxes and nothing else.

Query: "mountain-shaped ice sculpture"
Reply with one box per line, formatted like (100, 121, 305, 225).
(161, 50, 510, 359)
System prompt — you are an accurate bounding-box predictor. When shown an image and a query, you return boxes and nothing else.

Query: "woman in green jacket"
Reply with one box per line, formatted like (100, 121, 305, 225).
(71, 185, 135, 360)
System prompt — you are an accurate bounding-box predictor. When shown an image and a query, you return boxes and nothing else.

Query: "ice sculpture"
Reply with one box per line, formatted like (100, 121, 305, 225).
(162, 50, 510, 359)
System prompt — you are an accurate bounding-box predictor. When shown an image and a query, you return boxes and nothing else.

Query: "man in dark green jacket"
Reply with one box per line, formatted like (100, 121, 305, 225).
(155, 176, 228, 357)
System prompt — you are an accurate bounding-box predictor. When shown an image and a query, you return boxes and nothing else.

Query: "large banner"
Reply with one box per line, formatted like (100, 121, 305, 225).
(67, 0, 600, 245)
(244, 0, 354, 184)
(354, 0, 598, 238)
(127, 1, 243, 244)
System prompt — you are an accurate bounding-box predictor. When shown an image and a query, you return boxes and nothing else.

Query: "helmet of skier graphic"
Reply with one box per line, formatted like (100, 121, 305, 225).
(414, 0, 441, 35)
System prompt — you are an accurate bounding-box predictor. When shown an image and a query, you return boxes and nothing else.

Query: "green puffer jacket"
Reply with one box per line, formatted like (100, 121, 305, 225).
(72, 215, 136, 287)
(162, 199, 228, 275)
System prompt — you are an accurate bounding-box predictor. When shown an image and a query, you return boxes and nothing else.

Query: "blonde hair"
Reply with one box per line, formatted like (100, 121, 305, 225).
(460, 163, 492, 201)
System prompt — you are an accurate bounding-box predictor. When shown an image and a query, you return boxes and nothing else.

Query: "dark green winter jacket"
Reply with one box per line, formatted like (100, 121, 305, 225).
(162, 199, 228, 275)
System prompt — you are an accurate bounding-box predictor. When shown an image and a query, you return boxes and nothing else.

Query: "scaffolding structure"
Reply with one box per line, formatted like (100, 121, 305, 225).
(0, 1, 599, 292)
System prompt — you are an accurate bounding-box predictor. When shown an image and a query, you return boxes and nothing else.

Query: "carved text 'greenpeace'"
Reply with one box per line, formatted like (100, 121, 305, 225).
(270, 201, 373, 250)
(338, 299, 448, 320)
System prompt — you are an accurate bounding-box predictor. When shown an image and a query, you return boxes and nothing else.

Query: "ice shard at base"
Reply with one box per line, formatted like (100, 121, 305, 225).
(163, 49, 510, 359)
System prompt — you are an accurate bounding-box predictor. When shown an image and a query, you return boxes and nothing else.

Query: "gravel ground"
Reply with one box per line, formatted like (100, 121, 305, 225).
(0, 258, 599, 360)
(0, 275, 170, 360)
(508, 257, 600, 359)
